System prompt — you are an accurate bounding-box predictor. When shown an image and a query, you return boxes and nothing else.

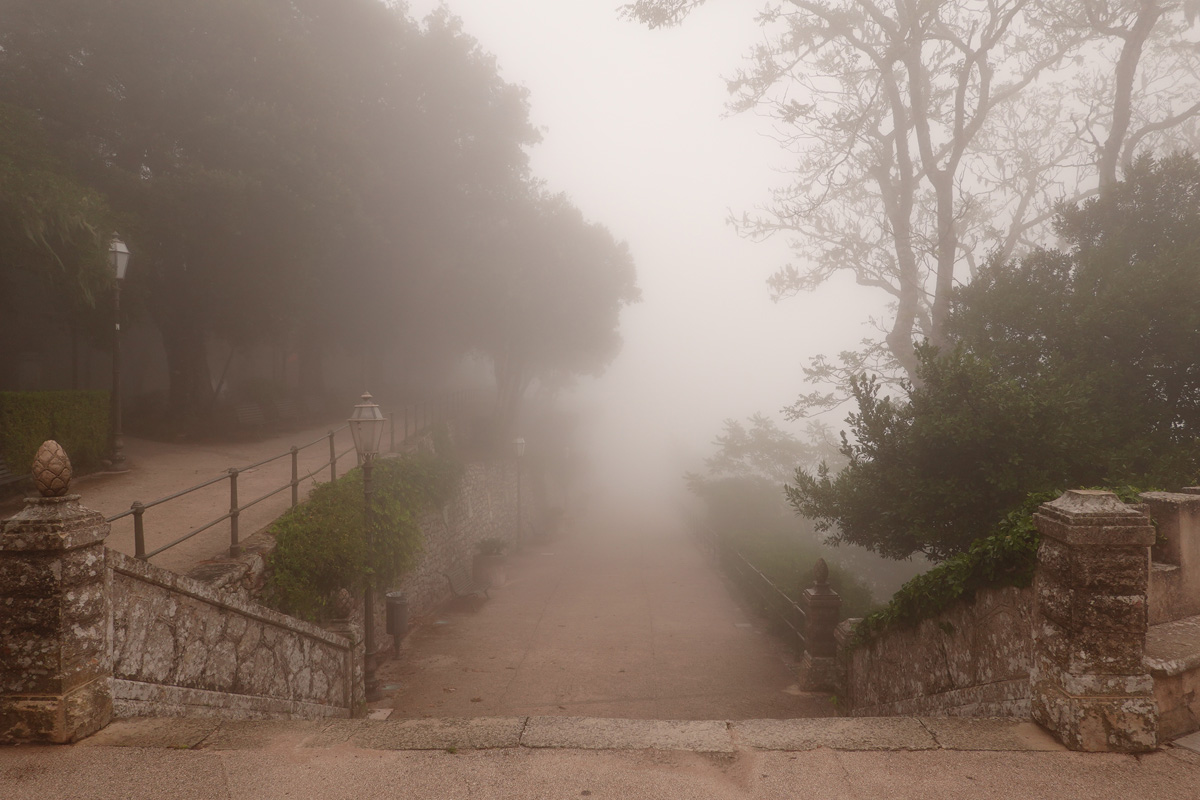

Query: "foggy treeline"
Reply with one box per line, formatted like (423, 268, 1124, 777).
(637, 0, 1200, 608)
(0, 0, 639, 436)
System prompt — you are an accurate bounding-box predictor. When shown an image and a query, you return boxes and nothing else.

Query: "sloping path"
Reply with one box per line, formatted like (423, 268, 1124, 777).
(1, 423, 357, 574)
(378, 516, 835, 720)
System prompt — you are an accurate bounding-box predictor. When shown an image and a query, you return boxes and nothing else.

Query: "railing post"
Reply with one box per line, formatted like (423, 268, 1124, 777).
(799, 558, 841, 692)
(329, 431, 337, 481)
(228, 467, 241, 557)
(132, 501, 146, 559)
(403, 405, 409, 443)
(290, 446, 299, 507)
(389, 412, 396, 452)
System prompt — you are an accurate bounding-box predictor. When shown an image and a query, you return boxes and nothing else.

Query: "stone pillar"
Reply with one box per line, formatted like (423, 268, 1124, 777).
(0, 441, 112, 743)
(800, 558, 842, 692)
(323, 588, 366, 717)
(1031, 489, 1157, 752)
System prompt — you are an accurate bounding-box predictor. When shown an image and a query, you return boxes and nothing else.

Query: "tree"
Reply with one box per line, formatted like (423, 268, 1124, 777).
(456, 189, 641, 437)
(0, 101, 113, 307)
(624, 0, 1200, 398)
(0, 1, 551, 418)
(787, 153, 1200, 561)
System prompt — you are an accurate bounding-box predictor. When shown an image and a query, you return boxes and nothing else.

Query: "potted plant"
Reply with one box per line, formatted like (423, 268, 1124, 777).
(473, 537, 508, 588)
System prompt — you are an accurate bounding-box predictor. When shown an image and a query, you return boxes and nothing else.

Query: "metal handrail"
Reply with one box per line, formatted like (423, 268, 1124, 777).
(105, 389, 475, 562)
(703, 525, 809, 652)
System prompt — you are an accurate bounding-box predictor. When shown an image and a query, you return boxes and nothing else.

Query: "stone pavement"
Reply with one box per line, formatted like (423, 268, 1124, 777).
(3, 716, 1199, 799)
(375, 520, 835, 720)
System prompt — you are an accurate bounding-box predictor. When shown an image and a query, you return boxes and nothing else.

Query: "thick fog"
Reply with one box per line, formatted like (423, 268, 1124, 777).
(406, 0, 885, 522)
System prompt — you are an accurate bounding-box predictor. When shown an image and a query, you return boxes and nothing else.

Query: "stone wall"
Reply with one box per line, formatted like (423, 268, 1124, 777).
(839, 586, 1033, 717)
(109, 549, 358, 720)
(395, 461, 517, 612)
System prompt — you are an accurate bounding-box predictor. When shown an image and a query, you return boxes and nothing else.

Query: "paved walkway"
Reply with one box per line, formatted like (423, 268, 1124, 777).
(1, 424, 358, 574)
(377, 519, 834, 720)
(4, 717, 1199, 799)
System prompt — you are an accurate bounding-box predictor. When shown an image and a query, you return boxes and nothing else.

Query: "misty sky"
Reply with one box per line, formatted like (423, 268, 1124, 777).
(407, 0, 884, 500)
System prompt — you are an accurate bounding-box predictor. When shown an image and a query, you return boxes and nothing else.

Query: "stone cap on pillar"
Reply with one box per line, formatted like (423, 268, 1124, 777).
(2, 441, 107, 551)
(1035, 489, 1154, 547)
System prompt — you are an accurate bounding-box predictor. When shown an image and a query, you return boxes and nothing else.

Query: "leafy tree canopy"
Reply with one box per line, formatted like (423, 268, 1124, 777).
(788, 153, 1200, 561)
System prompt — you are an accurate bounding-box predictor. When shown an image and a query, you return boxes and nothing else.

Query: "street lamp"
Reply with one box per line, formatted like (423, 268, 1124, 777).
(513, 437, 526, 550)
(108, 236, 131, 472)
(349, 392, 387, 703)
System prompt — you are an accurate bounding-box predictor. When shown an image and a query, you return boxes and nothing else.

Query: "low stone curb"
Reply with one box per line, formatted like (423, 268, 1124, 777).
(79, 715, 1073, 753)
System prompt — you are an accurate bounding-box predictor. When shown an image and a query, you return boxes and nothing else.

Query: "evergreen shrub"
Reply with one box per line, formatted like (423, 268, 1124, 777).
(263, 447, 462, 621)
(0, 390, 111, 472)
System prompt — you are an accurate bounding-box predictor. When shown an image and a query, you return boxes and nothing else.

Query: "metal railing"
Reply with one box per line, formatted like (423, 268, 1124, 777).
(700, 525, 809, 654)
(105, 390, 475, 562)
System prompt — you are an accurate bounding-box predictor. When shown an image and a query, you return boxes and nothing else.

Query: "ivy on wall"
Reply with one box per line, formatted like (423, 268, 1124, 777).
(849, 487, 1145, 646)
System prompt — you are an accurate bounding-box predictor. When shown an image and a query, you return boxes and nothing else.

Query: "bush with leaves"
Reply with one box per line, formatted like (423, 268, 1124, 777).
(850, 487, 1144, 646)
(263, 449, 462, 621)
(790, 154, 1200, 562)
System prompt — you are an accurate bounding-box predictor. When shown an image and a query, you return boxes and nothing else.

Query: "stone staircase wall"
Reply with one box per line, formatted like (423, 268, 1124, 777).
(109, 549, 360, 720)
(837, 586, 1033, 717)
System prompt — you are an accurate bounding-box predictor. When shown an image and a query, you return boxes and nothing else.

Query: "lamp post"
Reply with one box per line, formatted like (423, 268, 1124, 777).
(108, 237, 131, 472)
(349, 392, 387, 704)
(513, 437, 526, 550)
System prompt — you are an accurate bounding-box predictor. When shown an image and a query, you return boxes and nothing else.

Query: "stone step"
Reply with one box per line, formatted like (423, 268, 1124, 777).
(1147, 613, 1200, 741)
(79, 715, 1067, 754)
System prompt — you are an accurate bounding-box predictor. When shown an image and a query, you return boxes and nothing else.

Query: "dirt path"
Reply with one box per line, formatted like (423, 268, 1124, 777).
(2, 423, 358, 575)
(379, 516, 835, 720)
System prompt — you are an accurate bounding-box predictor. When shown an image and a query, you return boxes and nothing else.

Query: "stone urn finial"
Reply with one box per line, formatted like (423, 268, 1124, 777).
(813, 557, 830, 587)
(334, 587, 355, 619)
(31, 440, 73, 497)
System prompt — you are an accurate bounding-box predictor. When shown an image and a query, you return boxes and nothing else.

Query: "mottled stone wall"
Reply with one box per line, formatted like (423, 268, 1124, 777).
(376, 459, 519, 648)
(1143, 491, 1200, 625)
(1030, 490, 1157, 752)
(109, 549, 356, 719)
(840, 586, 1033, 717)
(1, 495, 112, 743)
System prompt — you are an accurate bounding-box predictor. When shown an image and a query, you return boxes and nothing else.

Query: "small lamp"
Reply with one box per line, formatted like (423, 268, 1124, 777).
(349, 392, 387, 462)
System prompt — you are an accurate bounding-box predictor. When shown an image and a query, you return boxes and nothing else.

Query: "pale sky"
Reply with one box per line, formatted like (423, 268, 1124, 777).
(406, 0, 884, 503)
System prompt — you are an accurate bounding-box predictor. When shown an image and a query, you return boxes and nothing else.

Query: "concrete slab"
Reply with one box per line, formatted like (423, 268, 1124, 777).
(300, 719, 365, 748)
(195, 720, 323, 750)
(521, 716, 734, 752)
(919, 717, 1067, 751)
(75, 716, 219, 749)
(9, 737, 1200, 800)
(733, 717, 937, 751)
(350, 717, 527, 750)
(1173, 729, 1200, 753)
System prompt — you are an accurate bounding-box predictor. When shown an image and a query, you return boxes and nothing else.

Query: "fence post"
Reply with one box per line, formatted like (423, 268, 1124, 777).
(132, 501, 146, 558)
(403, 406, 409, 443)
(228, 467, 240, 557)
(800, 558, 842, 692)
(329, 431, 337, 482)
(389, 412, 396, 452)
(1030, 490, 1156, 752)
(290, 446, 299, 507)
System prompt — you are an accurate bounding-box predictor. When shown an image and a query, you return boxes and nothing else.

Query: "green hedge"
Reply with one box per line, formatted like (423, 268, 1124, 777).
(0, 390, 111, 473)
(849, 487, 1144, 647)
(262, 446, 463, 621)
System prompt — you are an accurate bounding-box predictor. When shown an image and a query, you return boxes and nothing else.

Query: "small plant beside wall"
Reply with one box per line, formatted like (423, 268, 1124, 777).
(262, 449, 462, 621)
(473, 537, 508, 589)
